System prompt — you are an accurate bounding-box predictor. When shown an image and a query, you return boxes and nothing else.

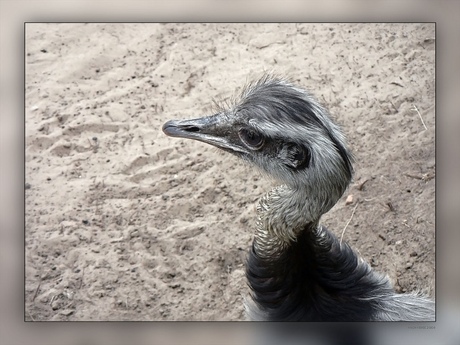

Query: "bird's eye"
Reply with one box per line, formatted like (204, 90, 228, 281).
(239, 128, 265, 150)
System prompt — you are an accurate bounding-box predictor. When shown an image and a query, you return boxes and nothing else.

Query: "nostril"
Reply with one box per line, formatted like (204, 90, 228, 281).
(182, 125, 200, 132)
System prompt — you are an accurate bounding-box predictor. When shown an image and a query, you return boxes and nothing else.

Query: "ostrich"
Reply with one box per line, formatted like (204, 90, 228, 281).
(162, 74, 434, 321)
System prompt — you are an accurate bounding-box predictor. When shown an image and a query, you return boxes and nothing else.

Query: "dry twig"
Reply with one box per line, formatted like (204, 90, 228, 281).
(404, 172, 435, 182)
(357, 179, 369, 191)
(411, 104, 427, 131)
(340, 203, 359, 245)
(32, 282, 41, 302)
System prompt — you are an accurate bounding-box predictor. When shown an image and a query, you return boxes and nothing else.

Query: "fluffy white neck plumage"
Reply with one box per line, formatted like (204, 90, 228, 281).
(253, 184, 322, 258)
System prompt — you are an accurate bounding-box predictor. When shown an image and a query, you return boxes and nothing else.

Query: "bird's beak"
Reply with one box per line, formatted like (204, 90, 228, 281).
(162, 115, 246, 154)
(162, 116, 216, 140)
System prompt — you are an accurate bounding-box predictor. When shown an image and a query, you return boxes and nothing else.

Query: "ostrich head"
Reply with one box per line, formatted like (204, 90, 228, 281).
(163, 75, 353, 225)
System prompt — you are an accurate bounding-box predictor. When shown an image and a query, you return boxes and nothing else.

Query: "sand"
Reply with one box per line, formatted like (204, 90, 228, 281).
(25, 23, 435, 321)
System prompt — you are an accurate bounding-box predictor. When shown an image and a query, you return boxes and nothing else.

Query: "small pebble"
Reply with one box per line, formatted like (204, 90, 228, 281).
(345, 194, 353, 205)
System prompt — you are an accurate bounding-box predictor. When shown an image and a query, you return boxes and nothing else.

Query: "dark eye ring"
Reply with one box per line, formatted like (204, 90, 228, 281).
(238, 128, 265, 150)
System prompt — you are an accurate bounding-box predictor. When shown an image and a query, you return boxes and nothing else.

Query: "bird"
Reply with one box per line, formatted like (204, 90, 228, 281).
(162, 74, 435, 321)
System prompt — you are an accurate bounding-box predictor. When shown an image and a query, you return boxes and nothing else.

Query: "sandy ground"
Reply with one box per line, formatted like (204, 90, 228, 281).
(25, 23, 435, 321)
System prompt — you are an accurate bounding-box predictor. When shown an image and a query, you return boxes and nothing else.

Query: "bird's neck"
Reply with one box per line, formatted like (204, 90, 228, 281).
(254, 184, 321, 258)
